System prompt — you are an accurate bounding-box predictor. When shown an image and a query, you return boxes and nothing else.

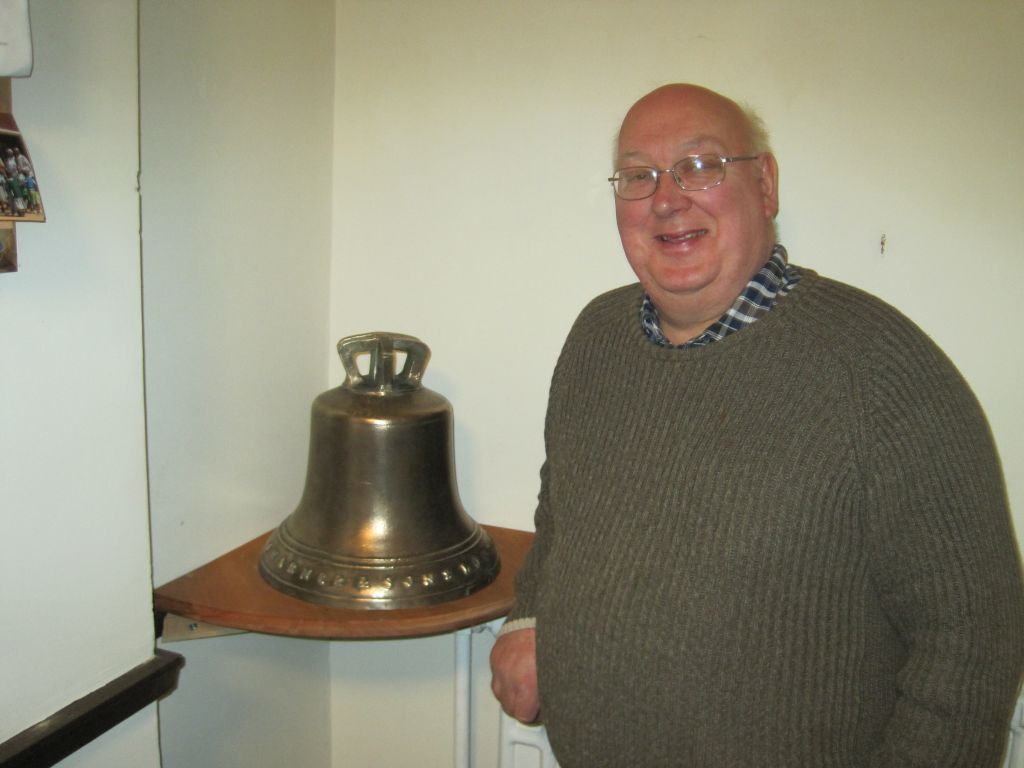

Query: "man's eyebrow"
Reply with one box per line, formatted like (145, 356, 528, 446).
(617, 136, 725, 164)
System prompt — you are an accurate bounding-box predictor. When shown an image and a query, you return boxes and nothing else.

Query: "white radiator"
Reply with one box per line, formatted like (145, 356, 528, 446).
(499, 714, 558, 768)
(456, 622, 560, 768)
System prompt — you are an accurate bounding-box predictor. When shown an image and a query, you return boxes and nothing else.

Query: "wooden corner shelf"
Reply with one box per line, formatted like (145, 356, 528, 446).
(153, 525, 532, 640)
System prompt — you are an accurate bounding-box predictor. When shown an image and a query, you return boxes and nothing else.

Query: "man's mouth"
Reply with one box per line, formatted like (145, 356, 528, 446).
(656, 229, 707, 243)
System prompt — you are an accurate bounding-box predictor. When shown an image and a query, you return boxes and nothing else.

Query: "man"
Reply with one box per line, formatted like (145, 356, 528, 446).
(490, 84, 1024, 766)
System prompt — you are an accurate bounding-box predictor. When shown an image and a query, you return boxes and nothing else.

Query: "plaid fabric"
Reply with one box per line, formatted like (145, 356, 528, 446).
(641, 244, 801, 348)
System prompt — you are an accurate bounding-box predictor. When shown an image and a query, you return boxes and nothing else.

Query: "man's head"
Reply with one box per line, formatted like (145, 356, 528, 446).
(613, 84, 779, 343)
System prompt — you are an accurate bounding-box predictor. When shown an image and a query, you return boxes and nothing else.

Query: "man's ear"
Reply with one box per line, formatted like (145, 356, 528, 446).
(759, 152, 779, 220)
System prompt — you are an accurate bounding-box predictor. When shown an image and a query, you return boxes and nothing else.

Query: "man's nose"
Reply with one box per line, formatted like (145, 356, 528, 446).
(651, 172, 693, 215)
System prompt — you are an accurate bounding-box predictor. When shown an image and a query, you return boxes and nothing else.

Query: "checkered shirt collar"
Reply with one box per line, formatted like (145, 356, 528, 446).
(640, 244, 801, 349)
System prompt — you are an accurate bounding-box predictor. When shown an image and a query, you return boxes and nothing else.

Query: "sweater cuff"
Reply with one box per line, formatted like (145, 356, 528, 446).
(497, 617, 536, 637)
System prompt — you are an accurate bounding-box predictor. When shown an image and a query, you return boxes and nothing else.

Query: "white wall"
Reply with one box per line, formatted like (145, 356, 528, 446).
(156, 634, 332, 768)
(142, 0, 336, 586)
(139, 1, 336, 766)
(329, 1, 1024, 764)
(0, 1, 160, 764)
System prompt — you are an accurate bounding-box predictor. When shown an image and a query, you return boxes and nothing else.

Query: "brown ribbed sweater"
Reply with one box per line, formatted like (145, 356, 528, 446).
(509, 269, 1024, 767)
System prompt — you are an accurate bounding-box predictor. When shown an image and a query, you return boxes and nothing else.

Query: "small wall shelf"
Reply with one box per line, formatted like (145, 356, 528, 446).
(153, 525, 532, 640)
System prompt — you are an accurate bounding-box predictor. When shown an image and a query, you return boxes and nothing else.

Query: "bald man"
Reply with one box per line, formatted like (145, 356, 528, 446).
(490, 84, 1024, 767)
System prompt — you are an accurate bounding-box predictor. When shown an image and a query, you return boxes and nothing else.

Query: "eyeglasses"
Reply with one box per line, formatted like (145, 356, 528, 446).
(608, 154, 760, 200)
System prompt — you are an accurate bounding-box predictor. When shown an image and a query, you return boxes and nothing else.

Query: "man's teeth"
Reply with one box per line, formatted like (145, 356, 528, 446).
(658, 229, 707, 242)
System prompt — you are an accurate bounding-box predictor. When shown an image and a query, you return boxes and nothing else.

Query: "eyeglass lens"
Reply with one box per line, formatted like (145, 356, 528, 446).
(612, 155, 727, 199)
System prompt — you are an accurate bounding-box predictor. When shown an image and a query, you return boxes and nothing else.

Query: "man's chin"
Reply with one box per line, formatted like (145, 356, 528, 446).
(646, 270, 717, 299)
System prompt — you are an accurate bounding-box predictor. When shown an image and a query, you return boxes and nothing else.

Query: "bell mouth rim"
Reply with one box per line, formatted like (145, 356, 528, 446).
(258, 523, 500, 610)
(258, 566, 499, 611)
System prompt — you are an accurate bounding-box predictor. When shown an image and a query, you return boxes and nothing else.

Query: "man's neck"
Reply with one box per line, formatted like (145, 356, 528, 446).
(657, 312, 721, 345)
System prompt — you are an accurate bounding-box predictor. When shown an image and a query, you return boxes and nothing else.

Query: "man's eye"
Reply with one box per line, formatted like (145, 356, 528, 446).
(682, 156, 722, 173)
(622, 170, 652, 183)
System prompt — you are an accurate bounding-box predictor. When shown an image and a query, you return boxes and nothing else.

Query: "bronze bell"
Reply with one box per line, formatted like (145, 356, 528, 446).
(259, 331, 499, 609)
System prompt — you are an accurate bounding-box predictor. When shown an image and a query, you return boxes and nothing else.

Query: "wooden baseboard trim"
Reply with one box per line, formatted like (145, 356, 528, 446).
(0, 650, 185, 768)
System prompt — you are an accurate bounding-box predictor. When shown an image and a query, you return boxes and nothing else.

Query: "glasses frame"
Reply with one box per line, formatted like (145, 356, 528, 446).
(608, 154, 761, 200)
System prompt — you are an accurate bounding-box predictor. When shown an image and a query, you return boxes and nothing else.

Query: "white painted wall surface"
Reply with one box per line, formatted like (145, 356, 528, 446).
(329, 1, 1024, 765)
(140, 1, 335, 766)
(156, 634, 332, 768)
(141, 0, 336, 587)
(0, 0, 160, 764)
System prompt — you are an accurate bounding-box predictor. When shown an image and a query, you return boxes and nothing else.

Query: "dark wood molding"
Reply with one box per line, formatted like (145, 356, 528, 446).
(0, 650, 185, 768)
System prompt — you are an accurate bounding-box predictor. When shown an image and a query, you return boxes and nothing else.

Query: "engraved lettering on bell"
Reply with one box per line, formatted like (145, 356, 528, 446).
(257, 332, 500, 609)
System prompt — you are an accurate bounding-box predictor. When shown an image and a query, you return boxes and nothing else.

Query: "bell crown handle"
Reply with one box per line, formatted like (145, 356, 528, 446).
(337, 332, 430, 393)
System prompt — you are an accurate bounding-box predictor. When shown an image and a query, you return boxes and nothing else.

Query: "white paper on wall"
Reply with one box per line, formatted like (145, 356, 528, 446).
(0, 0, 32, 77)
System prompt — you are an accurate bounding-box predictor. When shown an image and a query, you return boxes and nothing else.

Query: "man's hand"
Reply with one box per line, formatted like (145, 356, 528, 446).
(489, 627, 540, 724)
